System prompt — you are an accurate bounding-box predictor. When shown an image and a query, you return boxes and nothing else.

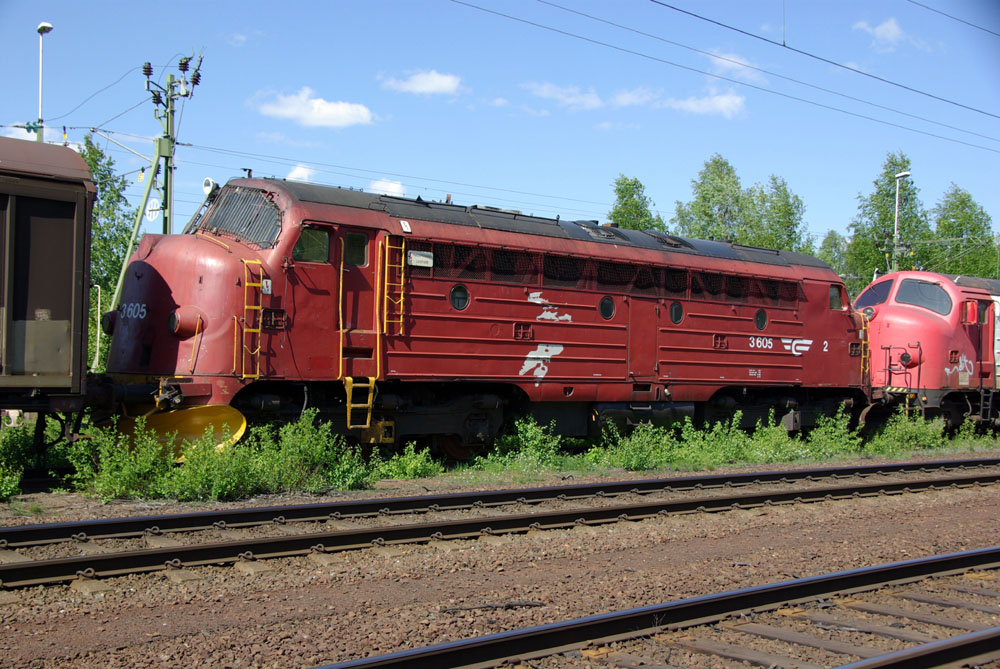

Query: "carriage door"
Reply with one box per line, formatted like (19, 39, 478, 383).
(336, 226, 378, 379)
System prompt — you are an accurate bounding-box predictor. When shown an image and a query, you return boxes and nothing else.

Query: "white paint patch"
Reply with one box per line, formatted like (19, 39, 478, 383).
(519, 344, 564, 387)
(528, 291, 572, 322)
(944, 353, 974, 387)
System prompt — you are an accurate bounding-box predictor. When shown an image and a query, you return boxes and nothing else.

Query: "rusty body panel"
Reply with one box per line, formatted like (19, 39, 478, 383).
(0, 137, 94, 411)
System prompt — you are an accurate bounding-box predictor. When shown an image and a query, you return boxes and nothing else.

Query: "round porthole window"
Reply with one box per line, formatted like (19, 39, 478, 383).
(754, 308, 767, 330)
(599, 296, 615, 320)
(669, 301, 684, 325)
(450, 284, 470, 310)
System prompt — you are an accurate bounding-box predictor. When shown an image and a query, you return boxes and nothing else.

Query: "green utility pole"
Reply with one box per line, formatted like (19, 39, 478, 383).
(108, 55, 203, 310)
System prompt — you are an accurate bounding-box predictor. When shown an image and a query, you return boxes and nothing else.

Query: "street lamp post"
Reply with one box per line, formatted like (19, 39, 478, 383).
(892, 170, 911, 273)
(36, 22, 53, 143)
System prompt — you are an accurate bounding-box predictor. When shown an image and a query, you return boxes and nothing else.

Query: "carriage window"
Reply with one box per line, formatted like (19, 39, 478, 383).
(344, 232, 368, 266)
(895, 279, 952, 316)
(854, 280, 894, 309)
(292, 227, 330, 262)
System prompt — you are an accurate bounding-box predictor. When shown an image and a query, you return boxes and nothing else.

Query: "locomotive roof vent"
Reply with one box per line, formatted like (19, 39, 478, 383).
(647, 231, 690, 249)
(470, 204, 523, 216)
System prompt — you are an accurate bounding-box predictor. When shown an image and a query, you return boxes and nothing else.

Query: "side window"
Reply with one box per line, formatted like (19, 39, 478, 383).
(829, 284, 845, 310)
(344, 232, 368, 267)
(292, 227, 330, 262)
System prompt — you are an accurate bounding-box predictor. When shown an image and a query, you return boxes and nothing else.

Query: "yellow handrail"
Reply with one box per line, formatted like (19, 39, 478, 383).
(375, 240, 383, 379)
(188, 314, 203, 373)
(337, 237, 345, 381)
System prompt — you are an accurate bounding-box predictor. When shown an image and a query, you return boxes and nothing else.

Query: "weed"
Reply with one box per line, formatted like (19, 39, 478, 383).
(867, 409, 946, 456)
(478, 416, 562, 472)
(375, 442, 443, 480)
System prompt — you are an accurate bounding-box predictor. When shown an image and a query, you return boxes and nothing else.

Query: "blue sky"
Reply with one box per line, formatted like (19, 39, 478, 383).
(3, 0, 998, 245)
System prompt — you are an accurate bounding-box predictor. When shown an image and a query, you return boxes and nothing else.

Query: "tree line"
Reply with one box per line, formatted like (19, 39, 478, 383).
(609, 151, 995, 296)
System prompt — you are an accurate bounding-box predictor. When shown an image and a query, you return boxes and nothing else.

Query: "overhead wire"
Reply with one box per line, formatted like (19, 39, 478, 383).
(539, 0, 1000, 144)
(646, 0, 1000, 121)
(904, 0, 1000, 39)
(449, 0, 1000, 155)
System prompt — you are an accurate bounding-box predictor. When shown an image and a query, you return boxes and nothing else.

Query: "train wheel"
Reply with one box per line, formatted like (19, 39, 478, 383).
(433, 434, 474, 461)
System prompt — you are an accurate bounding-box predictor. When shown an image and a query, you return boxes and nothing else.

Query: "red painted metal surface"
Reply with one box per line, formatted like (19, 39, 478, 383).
(105, 177, 865, 441)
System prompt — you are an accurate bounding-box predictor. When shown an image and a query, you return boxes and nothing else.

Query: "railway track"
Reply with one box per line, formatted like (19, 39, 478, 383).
(1, 458, 999, 591)
(328, 546, 1000, 668)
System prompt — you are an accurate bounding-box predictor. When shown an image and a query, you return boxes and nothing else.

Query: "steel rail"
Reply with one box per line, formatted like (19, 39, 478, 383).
(1, 472, 998, 589)
(3, 457, 997, 547)
(325, 546, 1000, 668)
(840, 626, 1000, 668)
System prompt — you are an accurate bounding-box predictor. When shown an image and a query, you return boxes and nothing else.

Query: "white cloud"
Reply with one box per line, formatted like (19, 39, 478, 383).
(706, 51, 767, 84)
(286, 164, 315, 182)
(853, 17, 904, 52)
(523, 82, 604, 110)
(254, 87, 373, 128)
(488, 97, 510, 107)
(369, 179, 405, 197)
(610, 87, 657, 107)
(657, 91, 745, 119)
(381, 70, 461, 95)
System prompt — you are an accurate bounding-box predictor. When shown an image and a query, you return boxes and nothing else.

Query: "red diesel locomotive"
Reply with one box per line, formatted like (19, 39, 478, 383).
(104, 177, 866, 451)
(855, 270, 1000, 427)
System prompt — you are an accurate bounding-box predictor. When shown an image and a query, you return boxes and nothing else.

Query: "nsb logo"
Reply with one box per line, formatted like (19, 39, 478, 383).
(781, 338, 813, 356)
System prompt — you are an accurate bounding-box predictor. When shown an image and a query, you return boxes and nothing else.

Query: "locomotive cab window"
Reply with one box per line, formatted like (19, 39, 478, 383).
(895, 279, 952, 316)
(854, 280, 893, 309)
(292, 227, 330, 262)
(344, 232, 368, 267)
(829, 284, 848, 310)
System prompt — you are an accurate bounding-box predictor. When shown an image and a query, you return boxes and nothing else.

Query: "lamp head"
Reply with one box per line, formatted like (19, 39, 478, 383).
(894, 171, 911, 179)
(37, 22, 53, 35)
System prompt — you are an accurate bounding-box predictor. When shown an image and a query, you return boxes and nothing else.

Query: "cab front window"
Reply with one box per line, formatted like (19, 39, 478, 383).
(895, 279, 952, 316)
(854, 280, 894, 309)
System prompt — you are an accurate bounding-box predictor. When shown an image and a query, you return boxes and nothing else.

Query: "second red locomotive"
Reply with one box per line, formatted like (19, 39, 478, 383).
(104, 177, 866, 452)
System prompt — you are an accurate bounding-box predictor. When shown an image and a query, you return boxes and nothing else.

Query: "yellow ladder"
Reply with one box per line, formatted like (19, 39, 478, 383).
(383, 238, 406, 335)
(240, 259, 264, 380)
(860, 314, 871, 385)
(344, 376, 376, 429)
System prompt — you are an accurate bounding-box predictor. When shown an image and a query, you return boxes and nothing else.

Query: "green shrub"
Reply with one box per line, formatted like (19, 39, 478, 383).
(867, 409, 946, 455)
(0, 463, 21, 501)
(257, 409, 372, 492)
(375, 442, 443, 479)
(806, 406, 862, 459)
(745, 415, 805, 463)
(68, 418, 175, 501)
(587, 422, 674, 471)
(158, 426, 264, 501)
(478, 416, 562, 471)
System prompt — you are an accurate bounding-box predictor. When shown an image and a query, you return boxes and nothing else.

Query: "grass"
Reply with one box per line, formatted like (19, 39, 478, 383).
(3, 404, 998, 503)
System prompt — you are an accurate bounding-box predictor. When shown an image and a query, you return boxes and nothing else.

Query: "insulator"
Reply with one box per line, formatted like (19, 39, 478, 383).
(142, 62, 153, 77)
(191, 71, 201, 86)
(178, 56, 190, 72)
(151, 91, 162, 106)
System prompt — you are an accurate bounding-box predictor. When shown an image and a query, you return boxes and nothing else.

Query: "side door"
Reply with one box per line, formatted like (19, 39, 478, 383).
(286, 222, 338, 379)
(335, 226, 379, 378)
(628, 297, 658, 381)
